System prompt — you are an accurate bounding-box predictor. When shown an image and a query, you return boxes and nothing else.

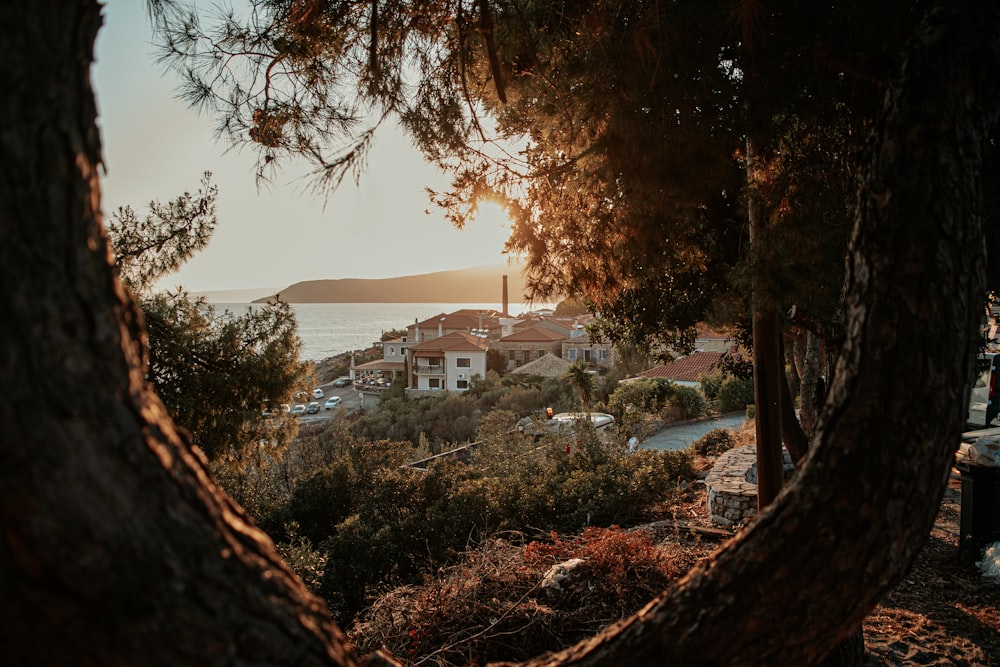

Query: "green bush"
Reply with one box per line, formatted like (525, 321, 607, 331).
(689, 427, 736, 457)
(699, 370, 725, 401)
(668, 385, 710, 419)
(249, 395, 701, 626)
(717, 375, 755, 413)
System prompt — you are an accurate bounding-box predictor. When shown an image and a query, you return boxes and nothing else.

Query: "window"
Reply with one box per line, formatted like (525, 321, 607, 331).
(456, 380, 469, 390)
(598, 349, 608, 360)
(429, 378, 441, 389)
(584, 349, 593, 362)
(509, 350, 516, 361)
(457, 357, 471, 368)
(388, 346, 395, 356)
(568, 348, 577, 360)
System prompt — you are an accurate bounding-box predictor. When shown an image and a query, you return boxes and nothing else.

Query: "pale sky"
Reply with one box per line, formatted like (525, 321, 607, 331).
(92, 1, 515, 293)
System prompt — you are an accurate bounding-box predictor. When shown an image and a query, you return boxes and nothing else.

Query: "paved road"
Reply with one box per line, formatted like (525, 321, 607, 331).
(641, 412, 750, 451)
(295, 382, 363, 424)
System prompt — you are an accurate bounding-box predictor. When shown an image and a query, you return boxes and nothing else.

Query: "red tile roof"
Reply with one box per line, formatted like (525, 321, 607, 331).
(639, 351, 724, 383)
(409, 330, 489, 353)
(500, 325, 567, 343)
(413, 310, 499, 330)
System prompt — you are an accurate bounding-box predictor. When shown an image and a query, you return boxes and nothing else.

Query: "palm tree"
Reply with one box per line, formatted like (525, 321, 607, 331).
(564, 360, 595, 411)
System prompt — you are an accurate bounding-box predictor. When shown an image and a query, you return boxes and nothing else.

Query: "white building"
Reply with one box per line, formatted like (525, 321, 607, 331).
(406, 331, 488, 393)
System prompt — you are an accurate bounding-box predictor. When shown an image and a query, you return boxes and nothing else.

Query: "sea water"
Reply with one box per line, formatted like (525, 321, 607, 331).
(211, 302, 540, 361)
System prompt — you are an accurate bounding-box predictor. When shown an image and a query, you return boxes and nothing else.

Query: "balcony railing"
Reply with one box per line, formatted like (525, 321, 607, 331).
(416, 364, 445, 375)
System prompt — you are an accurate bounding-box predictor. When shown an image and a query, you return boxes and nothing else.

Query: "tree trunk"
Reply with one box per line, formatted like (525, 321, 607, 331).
(796, 329, 823, 438)
(746, 135, 787, 508)
(0, 3, 357, 665)
(780, 332, 810, 463)
(0, 3, 996, 667)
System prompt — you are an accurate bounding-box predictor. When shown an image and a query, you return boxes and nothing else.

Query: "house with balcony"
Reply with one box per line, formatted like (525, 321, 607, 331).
(498, 325, 567, 371)
(406, 331, 488, 394)
(353, 336, 408, 388)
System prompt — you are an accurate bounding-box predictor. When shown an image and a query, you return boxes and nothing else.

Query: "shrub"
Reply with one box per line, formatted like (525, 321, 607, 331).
(275, 521, 328, 592)
(699, 369, 726, 401)
(668, 385, 710, 419)
(717, 375, 755, 413)
(351, 526, 692, 665)
(689, 427, 736, 457)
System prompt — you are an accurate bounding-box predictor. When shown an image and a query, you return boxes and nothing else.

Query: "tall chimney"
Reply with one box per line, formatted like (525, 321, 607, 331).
(502, 274, 509, 317)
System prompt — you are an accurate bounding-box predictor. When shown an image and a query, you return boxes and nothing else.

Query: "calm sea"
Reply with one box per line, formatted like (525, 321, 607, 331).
(212, 302, 540, 361)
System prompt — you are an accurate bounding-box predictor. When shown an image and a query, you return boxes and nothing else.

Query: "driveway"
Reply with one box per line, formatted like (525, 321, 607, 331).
(641, 412, 750, 451)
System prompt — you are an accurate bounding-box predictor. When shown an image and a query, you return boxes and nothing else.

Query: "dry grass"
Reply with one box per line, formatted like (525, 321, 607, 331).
(348, 468, 1000, 666)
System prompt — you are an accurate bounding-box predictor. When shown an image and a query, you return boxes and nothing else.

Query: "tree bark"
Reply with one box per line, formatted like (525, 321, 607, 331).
(795, 329, 823, 438)
(780, 332, 810, 464)
(0, 3, 357, 665)
(0, 2, 996, 667)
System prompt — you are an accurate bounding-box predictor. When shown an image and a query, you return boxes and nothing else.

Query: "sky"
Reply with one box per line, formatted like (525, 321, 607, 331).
(92, 1, 516, 294)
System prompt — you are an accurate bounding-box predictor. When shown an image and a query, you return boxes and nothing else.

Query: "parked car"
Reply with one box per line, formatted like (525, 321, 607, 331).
(312, 388, 325, 399)
(333, 376, 353, 387)
(306, 401, 321, 414)
(324, 396, 342, 409)
(291, 404, 307, 417)
(967, 352, 1000, 429)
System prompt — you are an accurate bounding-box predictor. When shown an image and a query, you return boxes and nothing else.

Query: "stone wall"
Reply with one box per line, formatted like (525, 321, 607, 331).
(705, 445, 794, 527)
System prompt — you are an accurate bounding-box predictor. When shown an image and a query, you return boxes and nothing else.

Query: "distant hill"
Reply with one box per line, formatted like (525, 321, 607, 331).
(193, 287, 282, 303)
(252, 265, 532, 304)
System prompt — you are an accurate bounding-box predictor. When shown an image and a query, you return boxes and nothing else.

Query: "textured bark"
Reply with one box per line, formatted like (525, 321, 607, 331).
(0, 3, 357, 665)
(0, 2, 997, 667)
(795, 330, 824, 438)
(744, 122, 787, 508)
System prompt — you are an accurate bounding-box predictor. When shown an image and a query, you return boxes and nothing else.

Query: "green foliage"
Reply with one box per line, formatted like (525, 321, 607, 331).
(607, 376, 709, 421)
(486, 348, 507, 374)
(699, 370, 725, 401)
(354, 392, 479, 450)
(256, 404, 693, 625)
(563, 360, 596, 410)
(689, 428, 736, 457)
(717, 375, 756, 413)
(108, 172, 217, 293)
(275, 522, 329, 593)
(608, 378, 673, 418)
(142, 292, 307, 464)
(669, 385, 710, 420)
(108, 176, 308, 480)
(553, 297, 590, 317)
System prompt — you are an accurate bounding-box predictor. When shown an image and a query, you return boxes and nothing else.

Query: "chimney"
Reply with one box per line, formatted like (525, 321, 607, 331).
(502, 274, 509, 317)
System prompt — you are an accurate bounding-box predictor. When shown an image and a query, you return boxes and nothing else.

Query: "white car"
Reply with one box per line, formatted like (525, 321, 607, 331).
(291, 404, 307, 417)
(324, 396, 342, 410)
(312, 388, 325, 399)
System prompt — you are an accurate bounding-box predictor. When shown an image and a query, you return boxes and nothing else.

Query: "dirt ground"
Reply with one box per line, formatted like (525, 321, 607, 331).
(860, 476, 1000, 665)
(664, 473, 1000, 665)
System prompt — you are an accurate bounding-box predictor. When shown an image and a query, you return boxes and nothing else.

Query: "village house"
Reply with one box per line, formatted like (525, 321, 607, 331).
(407, 309, 502, 343)
(406, 331, 488, 394)
(634, 350, 726, 387)
(694, 323, 734, 353)
(498, 325, 567, 371)
(561, 328, 615, 370)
